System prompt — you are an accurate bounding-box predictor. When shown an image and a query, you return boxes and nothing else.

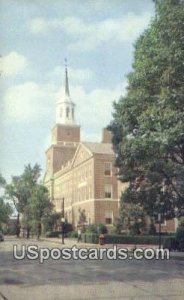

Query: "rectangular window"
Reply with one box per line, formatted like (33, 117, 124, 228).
(104, 162, 112, 176)
(105, 211, 113, 224)
(104, 184, 112, 198)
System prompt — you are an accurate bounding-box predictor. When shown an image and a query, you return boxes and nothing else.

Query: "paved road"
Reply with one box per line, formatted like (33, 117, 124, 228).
(0, 237, 184, 300)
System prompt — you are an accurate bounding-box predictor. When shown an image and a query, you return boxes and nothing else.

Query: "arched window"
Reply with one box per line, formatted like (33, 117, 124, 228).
(66, 107, 70, 118)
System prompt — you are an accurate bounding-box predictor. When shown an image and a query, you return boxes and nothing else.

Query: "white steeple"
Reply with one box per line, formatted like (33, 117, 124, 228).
(56, 59, 76, 125)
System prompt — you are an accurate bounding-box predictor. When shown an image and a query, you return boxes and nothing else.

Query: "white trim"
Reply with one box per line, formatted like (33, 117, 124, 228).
(95, 198, 119, 202)
(71, 198, 119, 207)
(104, 183, 112, 199)
(70, 143, 93, 168)
(69, 198, 94, 206)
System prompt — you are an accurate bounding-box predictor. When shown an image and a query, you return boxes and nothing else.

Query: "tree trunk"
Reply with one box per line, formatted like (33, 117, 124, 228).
(37, 222, 41, 240)
(27, 227, 30, 239)
(16, 214, 20, 238)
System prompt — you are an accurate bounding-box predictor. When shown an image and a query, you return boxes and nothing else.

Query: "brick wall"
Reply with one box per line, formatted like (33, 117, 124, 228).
(101, 128, 112, 143)
(155, 219, 176, 233)
(94, 154, 118, 199)
(46, 145, 77, 174)
(45, 134, 121, 229)
(94, 200, 119, 224)
(52, 124, 80, 143)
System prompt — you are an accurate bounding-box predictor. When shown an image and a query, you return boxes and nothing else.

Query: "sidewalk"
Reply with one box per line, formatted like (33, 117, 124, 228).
(41, 237, 184, 260)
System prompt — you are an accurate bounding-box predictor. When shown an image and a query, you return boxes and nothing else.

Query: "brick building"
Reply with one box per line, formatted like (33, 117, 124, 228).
(44, 63, 121, 229)
(44, 63, 178, 233)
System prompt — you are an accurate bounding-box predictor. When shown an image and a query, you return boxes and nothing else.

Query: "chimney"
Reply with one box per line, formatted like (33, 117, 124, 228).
(101, 128, 112, 143)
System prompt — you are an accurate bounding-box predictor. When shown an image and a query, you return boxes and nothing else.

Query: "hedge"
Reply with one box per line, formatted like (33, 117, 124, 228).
(162, 236, 179, 250)
(105, 234, 166, 245)
(81, 233, 174, 245)
(45, 231, 62, 238)
(176, 222, 184, 251)
(45, 223, 73, 238)
(86, 224, 108, 234)
(81, 233, 99, 244)
(46, 231, 176, 246)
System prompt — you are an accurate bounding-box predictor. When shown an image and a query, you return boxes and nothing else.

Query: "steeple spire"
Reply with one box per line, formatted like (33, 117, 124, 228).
(65, 58, 70, 97)
(56, 59, 76, 125)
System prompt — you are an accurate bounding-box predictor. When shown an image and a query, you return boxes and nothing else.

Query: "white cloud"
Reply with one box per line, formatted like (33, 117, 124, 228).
(3, 78, 127, 142)
(3, 81, 55, 122)
(0, 52, 28, 76)
(29, 12, 152, 50)
(29, 18, 49, 34)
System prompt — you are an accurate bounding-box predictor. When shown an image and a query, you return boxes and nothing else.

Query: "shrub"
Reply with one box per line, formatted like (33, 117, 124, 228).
(45, 223, 73, 238)
(81, 233, 170, 245)
(67, 231, 78, 238)
(86, 223, 107, 234)
(81, 233, 99, 244)
(97, 224, 108, 234)
(163, 236, 179, 251)
(86, 224, 98, 233)
(129, 222, 142, 235)
(104, 234, 163, 245)
(148, 223, 156, 235)
(113, 218, 123, 234)
(45, 231, 62, 238)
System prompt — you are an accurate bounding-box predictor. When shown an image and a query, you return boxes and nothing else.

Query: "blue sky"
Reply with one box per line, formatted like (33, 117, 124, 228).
(0, 0, 155, 182)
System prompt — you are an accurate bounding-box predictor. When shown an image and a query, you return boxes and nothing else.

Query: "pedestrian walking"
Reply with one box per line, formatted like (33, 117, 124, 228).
(77, 228, 82, 242)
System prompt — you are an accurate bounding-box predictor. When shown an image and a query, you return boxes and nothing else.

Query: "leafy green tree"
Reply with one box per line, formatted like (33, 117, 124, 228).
(109, 0, 184, 220)
(0, 173, 6, 187)
(6, 176, 23, 237)
(29, 184, 53, 239)
(42, 212, 62, 233)
(0, 199, 12, 230)
(78, 208, 87, 225)
(121, 202, 145, 234)
(6, 164, 41, 237)
(0, 174, 12, 231)
(21, 164, 41, 238)
(113, 218, 123, 234)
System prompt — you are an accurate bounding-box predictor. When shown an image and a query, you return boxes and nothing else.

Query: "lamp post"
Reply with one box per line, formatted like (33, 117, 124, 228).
(61, 217, 65, 244)
(158, 213, 161, 249)
(61, 198, 65, 244)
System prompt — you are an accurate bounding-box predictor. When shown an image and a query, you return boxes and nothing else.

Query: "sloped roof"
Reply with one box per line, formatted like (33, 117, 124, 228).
(82, 142, 114, 155)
